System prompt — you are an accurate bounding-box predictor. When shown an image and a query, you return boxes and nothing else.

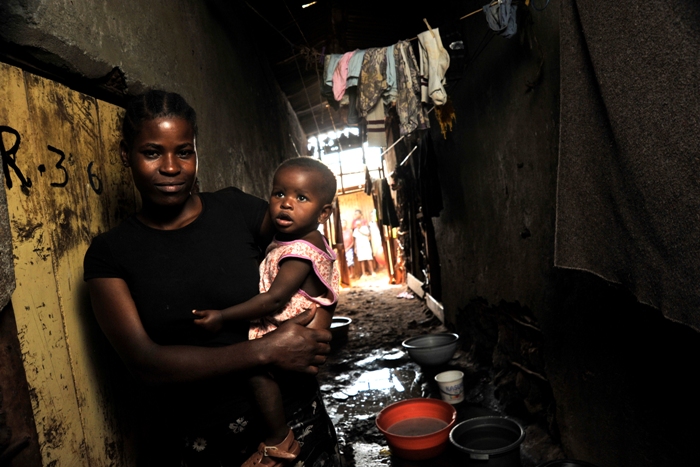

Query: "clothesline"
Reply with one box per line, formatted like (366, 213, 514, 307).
(381, 0, 530, 172)
(407, 0, 529, 41)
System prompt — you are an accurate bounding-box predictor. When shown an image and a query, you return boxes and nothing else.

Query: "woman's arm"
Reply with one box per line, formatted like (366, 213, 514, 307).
(87, 277, 331, 385)
(307, 305, 333, 330)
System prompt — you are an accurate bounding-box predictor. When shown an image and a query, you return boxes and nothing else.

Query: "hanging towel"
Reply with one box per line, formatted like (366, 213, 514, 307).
(333, 51, 355, 101)
(395, 40, 429, 135)
(483, 0, 518, 39)
(358, 47, 388, 118)
(366, 101, 386, 148)
(417, 28, 450, 106)
(557, 0, 700, 330)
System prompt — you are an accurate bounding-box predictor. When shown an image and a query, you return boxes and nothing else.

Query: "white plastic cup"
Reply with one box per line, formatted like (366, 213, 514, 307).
(435, 370, 464, 404)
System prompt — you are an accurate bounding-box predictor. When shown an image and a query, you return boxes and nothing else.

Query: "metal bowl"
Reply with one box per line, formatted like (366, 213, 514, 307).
(402, 333, 460, 366)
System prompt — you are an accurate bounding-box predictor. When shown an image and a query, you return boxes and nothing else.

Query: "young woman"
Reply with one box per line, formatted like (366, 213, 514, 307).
(83, 91, 340, 466)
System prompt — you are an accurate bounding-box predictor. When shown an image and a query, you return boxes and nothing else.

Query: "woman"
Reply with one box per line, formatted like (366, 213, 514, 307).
(83, 91, 340, 466)
(352, 210, 375, 277)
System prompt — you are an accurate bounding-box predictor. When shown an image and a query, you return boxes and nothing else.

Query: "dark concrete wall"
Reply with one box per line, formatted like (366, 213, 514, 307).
(432, 2, 698, 466)
(0, 0, 305, 199)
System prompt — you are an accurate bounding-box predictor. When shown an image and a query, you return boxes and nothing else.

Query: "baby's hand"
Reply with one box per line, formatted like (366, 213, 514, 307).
(192, 309, 224, 333)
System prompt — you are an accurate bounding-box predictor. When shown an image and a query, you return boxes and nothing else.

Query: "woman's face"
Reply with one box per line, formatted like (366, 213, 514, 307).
(121, 117, 198, 208)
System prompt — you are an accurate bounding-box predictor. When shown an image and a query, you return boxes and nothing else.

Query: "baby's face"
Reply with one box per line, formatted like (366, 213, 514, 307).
(269, 167, 329, 237)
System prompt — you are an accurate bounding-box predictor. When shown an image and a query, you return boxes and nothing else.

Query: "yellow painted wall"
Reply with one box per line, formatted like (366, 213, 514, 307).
(1, 63, 137, 466)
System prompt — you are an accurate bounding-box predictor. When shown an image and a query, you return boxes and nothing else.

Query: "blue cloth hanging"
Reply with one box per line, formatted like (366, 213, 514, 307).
(483, 0, 518, 39)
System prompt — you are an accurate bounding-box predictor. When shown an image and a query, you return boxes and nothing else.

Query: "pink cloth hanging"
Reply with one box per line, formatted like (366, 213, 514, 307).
(332, 51, 355, 101)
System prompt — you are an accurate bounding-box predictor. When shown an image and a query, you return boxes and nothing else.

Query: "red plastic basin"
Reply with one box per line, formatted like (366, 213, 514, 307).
(376, 398, 457, 460)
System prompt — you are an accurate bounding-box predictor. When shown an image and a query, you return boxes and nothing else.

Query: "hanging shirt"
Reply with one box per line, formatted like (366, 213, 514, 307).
(383, 44, 398, 105)
(358, 47, 388, 118)
(324, 53, 343, 87)
(346, 49, 366, 88)
(395, 40, 430, 135)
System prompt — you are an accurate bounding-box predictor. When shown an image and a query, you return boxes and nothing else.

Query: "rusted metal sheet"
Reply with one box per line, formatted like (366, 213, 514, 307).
(1, 62, 135, 466)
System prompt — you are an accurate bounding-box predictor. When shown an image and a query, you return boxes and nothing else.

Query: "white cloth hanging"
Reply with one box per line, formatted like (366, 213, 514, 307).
(417, 28, 450, 106)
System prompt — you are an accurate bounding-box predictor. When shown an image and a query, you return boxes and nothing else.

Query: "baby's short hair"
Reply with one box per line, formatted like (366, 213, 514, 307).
(276, 157, 337, 204)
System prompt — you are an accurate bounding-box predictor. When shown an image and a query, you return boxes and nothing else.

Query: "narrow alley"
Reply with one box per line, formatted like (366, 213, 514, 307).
(318, 277, 563, 466)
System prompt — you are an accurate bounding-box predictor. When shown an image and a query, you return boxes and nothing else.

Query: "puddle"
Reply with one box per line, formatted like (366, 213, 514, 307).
(351, 442, 391, 466)
(320, 344, 427, 457)
(322, 366, 423, 421)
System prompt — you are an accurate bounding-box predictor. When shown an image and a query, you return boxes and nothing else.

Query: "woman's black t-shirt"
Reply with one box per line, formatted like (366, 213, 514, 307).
(84, 187, 268, 347)
(84, 187, 271, 422)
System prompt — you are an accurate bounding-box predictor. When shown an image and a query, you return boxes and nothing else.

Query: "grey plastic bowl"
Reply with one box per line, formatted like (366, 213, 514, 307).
(402, 333, 460, 366)
(449, 416, 525, 467)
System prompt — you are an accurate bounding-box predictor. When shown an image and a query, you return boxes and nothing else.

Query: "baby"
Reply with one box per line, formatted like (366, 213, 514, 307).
(193, 157, 339, 466)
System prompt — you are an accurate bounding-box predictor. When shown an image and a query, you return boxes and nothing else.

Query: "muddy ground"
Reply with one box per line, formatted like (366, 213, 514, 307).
(317, 275, 563, 467)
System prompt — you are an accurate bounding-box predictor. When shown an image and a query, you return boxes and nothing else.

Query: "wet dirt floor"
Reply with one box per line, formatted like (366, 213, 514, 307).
(317, 274, 563, 467)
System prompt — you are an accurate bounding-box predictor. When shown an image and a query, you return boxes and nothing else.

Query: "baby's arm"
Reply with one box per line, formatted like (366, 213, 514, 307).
(193, 258, 313, 331)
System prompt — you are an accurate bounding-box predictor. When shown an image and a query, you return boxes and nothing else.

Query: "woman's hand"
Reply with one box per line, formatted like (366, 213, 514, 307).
(261, 307, 332, 375)
(192, 309, 224, 333)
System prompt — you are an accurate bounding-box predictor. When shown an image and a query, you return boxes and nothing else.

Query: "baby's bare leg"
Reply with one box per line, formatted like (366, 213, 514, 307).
(250, 372, 290, 445)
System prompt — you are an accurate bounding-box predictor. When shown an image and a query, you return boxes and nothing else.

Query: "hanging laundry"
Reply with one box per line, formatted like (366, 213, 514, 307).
(324, 53, 343, 88)
(417, 28, 450, 106)
(434, 97, 456, 139)
(346, 49, 366, 88)
(383, 44, 398, 106)
(358, 47, 388, 118)
(346, 87, 360, 125)
(364, 165, 373, 195)
(373, 178, 400, 228)
(483, 0, 518, 39)
(322, 53, 343, 109)
(413, 131, 443, 218)
(394, 40, 429, 136)
(366, 101, 386, 148)
(333, 51, 355, 101)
